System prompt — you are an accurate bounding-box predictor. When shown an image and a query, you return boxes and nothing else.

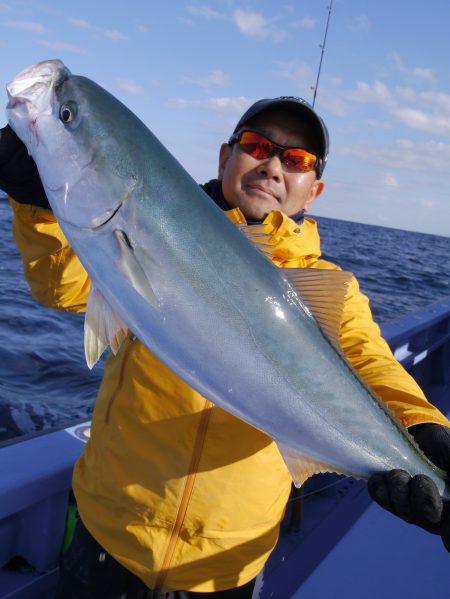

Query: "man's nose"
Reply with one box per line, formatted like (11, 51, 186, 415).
(256, 154, 283, 180)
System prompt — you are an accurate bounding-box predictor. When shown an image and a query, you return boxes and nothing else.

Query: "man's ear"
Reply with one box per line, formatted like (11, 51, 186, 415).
(304, 180, 325, 212)
(218, 143, 232, 179)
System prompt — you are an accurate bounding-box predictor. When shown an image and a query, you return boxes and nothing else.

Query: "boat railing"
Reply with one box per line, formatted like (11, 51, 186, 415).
(381, 296, 450, 407)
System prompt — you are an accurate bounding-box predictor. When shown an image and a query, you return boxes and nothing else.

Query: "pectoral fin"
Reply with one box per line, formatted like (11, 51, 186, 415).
(84, 286, 128, 369)
(115, 229, 160, 308)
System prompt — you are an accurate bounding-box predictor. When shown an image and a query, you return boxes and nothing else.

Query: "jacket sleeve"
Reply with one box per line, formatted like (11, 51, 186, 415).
(9, 197, 90, 312)
(339, 274, 450, 429)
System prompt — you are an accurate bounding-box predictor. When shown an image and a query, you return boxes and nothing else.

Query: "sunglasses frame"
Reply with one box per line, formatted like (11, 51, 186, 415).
(228, 129, 322, 176)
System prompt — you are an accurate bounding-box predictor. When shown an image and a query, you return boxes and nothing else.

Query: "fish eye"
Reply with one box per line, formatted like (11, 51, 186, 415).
(60, 102, 77, 124)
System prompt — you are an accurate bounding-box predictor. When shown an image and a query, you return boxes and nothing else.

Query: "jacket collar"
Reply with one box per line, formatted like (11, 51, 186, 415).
(201, 178, 322, 267)
(225, 208, 322, 268)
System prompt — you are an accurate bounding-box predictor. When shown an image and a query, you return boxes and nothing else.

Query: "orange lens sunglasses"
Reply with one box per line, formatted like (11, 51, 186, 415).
(228, 129, 320, 174)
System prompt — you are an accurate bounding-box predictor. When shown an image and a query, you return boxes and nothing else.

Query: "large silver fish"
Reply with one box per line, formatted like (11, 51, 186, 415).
(6, 59, 450, 497)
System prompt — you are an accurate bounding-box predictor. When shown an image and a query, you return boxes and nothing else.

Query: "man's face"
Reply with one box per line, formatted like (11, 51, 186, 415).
(219, 109, 325, 221)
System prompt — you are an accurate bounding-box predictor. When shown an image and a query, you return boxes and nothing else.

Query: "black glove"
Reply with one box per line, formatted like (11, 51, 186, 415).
(368, 423, 450, 551)
(0, 124, 50, 209)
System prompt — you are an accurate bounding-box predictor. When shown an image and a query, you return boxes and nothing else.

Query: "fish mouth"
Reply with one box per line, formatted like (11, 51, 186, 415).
(7, 60, 69, 107)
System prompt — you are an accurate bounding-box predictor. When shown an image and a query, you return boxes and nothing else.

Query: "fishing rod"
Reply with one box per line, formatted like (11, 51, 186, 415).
(311, 0, 333, 108)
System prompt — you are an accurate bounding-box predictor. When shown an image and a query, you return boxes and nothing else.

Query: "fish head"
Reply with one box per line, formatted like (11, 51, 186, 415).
(7, 59, 138, 229)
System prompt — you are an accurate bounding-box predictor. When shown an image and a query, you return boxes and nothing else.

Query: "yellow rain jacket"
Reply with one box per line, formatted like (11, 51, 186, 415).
(10, 198, 450, 593)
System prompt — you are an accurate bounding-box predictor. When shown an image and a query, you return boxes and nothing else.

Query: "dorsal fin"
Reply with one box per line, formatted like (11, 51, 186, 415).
(237, 224, 274, 255)
(238, 221, 353, 344)
(284, 268, 353, 344)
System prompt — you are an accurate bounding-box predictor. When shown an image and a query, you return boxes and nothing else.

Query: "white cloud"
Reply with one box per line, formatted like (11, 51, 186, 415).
(382, 174, 400, 187)
(177, 16, 194, 25)
(103, 29, 127, 42)
(392, 53, 437, 83)
(392, 53, 406, 72)
(396, 86, 417, 102)
(316, 78, 351, 117)
(272, 60, 350, 116)
(272, 59, 314, 98)
(367, 119, 392, 129)
(273, 59, 312, 84)
(186, 5, 225, 19)
(409, 138, 449, 167)
(393, 106, 450, 136)
(6, 20, 47, 34)
(69, 17, 90, 29)
(420, 91, 450, 115)
(421, 199, 433, 209)
(291, 17, 315, 29)
(180, 69, 228, 93)
(329, 77, 343, 87)
(168, 96, 253, 116)
(319, 94, 350, 117)
(343, 138, 450, 173)
(412, 66, 436, 82)
(233, 10, 287, 42)
(393, 107, 430, 130)
(346, 15, 370, 32)
(37, 40, 88, 54)
(116, 78, 142, 95)
(344, 79, 450, 137)
(349, 80, 394, 106)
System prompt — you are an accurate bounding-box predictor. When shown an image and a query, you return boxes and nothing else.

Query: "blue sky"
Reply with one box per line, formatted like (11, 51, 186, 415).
(1, 0, 449, 236)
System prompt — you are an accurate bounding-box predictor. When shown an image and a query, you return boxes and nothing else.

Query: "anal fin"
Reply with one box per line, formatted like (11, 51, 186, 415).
(277, 442, 344, 488)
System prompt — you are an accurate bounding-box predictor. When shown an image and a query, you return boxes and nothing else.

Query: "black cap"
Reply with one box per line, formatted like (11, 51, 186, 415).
(232, 96, 329, 177)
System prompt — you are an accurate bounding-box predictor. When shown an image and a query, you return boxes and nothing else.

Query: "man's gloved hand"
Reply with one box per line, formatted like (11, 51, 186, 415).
(368, 423, 450, 551)
(0, 124, 50, 209)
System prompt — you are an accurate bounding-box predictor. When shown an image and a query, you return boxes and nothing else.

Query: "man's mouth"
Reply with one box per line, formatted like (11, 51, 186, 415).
(245, 184, 279, 202)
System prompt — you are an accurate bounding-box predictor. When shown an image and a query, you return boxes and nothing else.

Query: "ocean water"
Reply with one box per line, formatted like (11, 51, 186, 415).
(0, 195, 449, 441)
(0, 196, 103, 441)
(315, 215, 450, 323)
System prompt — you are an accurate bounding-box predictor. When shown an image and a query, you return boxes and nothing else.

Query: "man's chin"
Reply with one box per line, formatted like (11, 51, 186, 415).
(239, 206, 269, 222)
(238, 199, 278, 222)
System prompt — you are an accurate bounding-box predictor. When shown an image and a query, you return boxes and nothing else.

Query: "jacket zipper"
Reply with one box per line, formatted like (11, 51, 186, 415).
(154, 398, 213, 591)
(105, 337, 135, 424)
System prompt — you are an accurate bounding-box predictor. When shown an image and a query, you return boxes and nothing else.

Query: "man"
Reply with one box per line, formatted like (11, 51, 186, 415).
(1, 96, 450, 598)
